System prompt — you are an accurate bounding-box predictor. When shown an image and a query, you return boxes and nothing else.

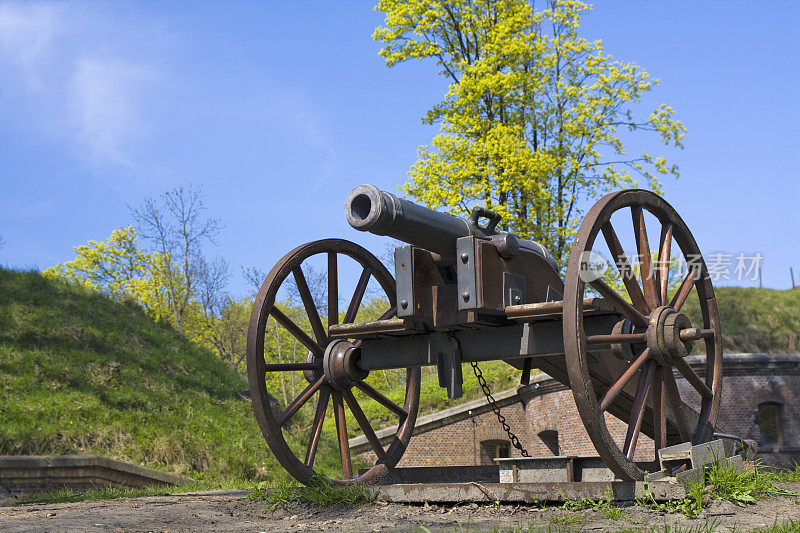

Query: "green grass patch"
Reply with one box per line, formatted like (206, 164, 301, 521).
(561, 490, 627, 520)
(0, 268, 345, 488)
(637, 459, 798, 518)
(12, 483, 200, 505)
(545, 512, 583, 525)
(250, 477, 377, 511)
(701, 459, 796, 503)
(763, 462, 800, 483)
(681, 286, 800, 353)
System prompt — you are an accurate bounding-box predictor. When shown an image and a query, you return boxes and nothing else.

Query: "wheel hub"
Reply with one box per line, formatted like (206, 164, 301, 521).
(646, 305, 694, 366)
(323, 339, 368, 390)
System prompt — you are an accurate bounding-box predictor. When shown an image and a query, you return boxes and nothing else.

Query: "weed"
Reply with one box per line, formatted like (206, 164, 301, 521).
(251, 477, 377, 511)
(762, 462, 800, 483)
(546, 513, 582, 525)
(561, 490, 627, 519)
(634, 484, 701, 518)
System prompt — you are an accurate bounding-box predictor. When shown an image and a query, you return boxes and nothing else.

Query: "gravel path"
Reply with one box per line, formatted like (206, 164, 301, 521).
(1, 487, 799, 532)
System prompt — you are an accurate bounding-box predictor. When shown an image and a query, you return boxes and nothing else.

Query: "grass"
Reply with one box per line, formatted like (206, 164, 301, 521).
(763, 462, 800, 483)
(681, 286, 800, 353)
(546, 513, 583, 525)
(250, 477, 377, 511)
(0, 268, 345, 489)
(635, 459, 799, 519)
(701, 459, 796, 503)
(12, 482, 202, 505)
(561, 490, 628, 520)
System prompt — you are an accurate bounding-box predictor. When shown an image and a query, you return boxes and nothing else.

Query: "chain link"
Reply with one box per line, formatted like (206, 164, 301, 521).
(470, 361, 530, 457)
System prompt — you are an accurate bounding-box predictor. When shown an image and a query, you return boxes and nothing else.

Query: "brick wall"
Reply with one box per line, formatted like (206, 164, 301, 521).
(356, 354, 800, 469)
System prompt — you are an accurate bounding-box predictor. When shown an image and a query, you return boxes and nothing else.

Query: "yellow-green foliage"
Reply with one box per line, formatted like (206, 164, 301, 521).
(43, 226, 172, 322)
(43, 227, 248, 373)
(375, 0, 685, 265)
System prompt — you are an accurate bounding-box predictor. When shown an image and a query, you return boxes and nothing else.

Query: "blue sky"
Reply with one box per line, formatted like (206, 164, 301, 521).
(1, 0, 798, 297)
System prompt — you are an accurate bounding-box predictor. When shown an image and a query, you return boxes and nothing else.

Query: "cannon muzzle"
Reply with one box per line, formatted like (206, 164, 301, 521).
(345, 185, 470, 262)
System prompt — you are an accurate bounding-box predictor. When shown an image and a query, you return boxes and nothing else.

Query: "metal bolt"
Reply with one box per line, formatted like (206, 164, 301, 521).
(460, 252, 469, 263)
(513, 295, 522, 304)
(462, 291, 470, 302)
(400, 299, 408, 309)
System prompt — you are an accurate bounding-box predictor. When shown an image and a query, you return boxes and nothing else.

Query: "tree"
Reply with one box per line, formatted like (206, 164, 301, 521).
(131, 185, 224, 332)
(204, 296, 251, 374)
(374, 0, 686, 265)
(44, 227, 171, 319)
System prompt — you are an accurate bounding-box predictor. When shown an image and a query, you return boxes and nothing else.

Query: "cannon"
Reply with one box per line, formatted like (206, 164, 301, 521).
(247, 185, 722, 484)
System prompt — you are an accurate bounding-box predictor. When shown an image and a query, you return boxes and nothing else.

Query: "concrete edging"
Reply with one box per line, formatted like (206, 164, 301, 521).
(0, 455, 194, 496)
(377, 481, 684, 503)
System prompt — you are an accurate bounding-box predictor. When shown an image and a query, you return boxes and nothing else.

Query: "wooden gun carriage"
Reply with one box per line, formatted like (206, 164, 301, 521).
(247, 185, 722, 484)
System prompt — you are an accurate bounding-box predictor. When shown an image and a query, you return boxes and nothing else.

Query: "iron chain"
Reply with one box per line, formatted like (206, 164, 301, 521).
(469, 361, 530, 457)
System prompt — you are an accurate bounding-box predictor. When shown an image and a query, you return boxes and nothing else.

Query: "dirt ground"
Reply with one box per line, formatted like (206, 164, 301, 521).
(1, 487, 799, 532)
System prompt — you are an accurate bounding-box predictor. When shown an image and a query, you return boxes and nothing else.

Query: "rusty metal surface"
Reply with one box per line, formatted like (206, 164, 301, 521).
(505, 297, 614, 321)
(328, 318, 421, 339)
(474, 238, 562, 312)
(562, 189, 723, 481)
(377, 481, 684, 503)
(246, 239, 421, 486)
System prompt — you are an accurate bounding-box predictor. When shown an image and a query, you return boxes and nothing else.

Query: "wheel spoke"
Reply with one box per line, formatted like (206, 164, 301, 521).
(377, 306, 397, 321)
(344, 389, 386, 460)
(653, 366, 667, 458)
(328, 252, 339, 327)
(332, 391, 352, 479)
(305, 386, 331, 467)
(599, 348, 651, 412)
(589, 277, 648, 328)
(623, 360, 655, 459)
(276, 376, 325, 427)
(586, 333, 647, 345)
(601, 222, 650, 314)
(270, 307, 323, 358)
(631, 206, 660, 310)
(344, 266, 373, 324)
(293, 267, 327, 345)
(354, 381, 408, 419)
(674, 358, 713, 399)
(658, 224, 673, 306)
(263, 362, 321, 372)
(664, 371, 692, 442)
(669, 267, 698, 312)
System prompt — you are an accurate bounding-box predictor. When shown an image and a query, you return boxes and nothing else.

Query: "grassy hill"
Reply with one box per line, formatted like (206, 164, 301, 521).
(684, 286, 800, 354)
(0, 268, 313, 484)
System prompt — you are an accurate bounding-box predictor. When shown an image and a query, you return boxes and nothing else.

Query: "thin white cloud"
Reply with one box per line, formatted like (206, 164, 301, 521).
(0, 1, 161, 169)
(67, 56, 155, 166)
(0, 1, 62, 90)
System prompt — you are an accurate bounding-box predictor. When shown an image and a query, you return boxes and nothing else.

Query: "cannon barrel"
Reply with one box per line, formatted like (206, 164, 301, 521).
(345, 184, 557, 268)
(345, 185, 470, 261)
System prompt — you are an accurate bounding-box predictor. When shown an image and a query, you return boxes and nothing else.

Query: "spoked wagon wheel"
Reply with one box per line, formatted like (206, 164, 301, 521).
(246, 238, 421, 485)
(563, 190, 722, 481)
